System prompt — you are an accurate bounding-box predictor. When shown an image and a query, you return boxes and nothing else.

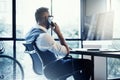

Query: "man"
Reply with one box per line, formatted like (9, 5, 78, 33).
(25, 7, 93, 80)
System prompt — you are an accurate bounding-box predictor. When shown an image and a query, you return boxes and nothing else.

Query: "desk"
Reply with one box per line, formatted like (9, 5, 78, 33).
(70, 49, 120, 80)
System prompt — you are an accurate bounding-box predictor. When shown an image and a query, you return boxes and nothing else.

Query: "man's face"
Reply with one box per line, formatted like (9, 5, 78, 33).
(42, 12, 51, 29)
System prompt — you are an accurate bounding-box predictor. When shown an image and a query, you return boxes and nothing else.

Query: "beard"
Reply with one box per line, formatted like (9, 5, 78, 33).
(46, 19, 53, 29)
(46, 20, 50, 29)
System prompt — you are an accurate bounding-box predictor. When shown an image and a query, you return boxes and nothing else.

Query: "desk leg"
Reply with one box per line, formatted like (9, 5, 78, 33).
(91, 55, 94, 80)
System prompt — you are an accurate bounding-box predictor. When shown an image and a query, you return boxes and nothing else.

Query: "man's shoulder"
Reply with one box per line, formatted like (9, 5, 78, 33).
(37, 32, 54, 42)
(31, 28, 45, 33)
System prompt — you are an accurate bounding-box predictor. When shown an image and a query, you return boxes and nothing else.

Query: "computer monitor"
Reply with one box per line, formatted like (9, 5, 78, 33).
(83, 11, 114, 40)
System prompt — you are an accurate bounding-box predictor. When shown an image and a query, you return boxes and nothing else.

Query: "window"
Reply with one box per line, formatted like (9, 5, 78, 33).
(52, 0, 80, 38)
(0, 0, 12, 37)
(0, 0, 14, 80)
(16, 0, 51, 38)
(107, 0, 120, 79)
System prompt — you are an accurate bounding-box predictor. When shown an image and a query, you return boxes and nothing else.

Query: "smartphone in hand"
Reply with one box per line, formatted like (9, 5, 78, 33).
(51, 21, 54, 27)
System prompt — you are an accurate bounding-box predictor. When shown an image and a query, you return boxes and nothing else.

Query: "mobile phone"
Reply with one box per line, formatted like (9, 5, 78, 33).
(51, 21, 54, 27)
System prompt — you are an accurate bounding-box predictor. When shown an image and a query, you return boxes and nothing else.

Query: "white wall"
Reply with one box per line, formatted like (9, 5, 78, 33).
(86, 0, 107, 16)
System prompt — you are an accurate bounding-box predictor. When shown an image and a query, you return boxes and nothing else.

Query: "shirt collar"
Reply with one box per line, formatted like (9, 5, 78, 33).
(34, 24, 47, 32)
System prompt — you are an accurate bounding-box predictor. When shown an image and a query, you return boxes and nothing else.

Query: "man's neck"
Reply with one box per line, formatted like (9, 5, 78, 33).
(38, 23, 46, 29)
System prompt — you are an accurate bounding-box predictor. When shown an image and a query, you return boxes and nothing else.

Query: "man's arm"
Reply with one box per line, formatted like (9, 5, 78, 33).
(52, 23, 70, 54)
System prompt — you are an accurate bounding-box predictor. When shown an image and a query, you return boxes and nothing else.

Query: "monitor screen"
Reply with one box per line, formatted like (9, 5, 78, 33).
(83, 11, 114, 40)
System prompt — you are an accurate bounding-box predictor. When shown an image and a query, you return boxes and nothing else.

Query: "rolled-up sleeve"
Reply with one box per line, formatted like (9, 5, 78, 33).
(36, 33, 67, 57)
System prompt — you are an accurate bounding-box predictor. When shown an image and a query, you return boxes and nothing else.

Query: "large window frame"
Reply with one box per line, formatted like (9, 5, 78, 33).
(0, 0, 16, 80)
(0, 0, 82, 80)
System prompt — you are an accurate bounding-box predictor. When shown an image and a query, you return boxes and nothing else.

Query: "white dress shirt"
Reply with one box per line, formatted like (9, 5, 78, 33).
(34, 24, 67, 57)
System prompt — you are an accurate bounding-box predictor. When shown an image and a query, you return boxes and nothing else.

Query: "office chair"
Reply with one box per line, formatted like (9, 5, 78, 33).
(23, 42, 74, 80)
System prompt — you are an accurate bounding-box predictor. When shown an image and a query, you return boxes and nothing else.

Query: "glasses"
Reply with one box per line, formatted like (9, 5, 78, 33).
(48, 15, 54, 20)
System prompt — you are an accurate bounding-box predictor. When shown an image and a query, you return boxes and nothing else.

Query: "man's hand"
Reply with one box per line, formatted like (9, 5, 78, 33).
(51, 22, 70, 54)
(51, 23, 61, 35)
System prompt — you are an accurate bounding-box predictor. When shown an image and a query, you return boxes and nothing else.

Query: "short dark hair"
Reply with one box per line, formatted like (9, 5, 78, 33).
(35, 7, 49, 23)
